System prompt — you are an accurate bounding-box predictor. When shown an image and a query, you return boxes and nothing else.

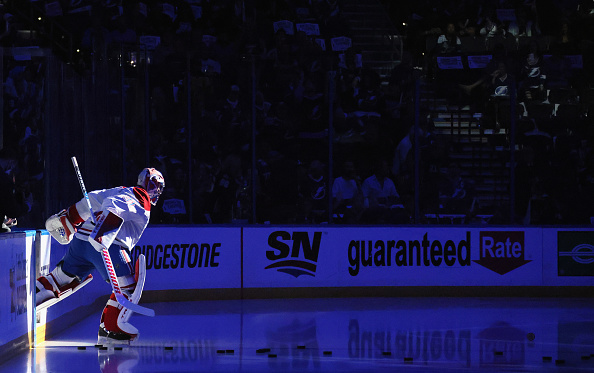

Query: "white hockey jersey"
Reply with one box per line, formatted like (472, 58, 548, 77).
(73, 186, 151, 250)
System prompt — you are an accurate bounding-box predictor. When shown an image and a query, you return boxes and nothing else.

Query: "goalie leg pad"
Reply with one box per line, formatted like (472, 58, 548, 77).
(119, 254, 146, 325)
(36, 263, 92, 308)
(98, 255, 146, 345)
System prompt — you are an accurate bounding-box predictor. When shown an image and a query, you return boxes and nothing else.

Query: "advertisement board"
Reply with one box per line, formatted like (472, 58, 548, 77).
(243, 227, 543, 288)
(132, 227, 242, 290)
(543, 228, 594, 286)
(0, 231, 34, 358)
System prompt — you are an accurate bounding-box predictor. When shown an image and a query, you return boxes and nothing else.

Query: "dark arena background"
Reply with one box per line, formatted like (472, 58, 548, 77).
(1, 0, 593, 372)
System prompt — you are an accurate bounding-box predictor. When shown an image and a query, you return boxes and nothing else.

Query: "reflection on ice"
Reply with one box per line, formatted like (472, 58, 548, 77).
(2, 298, 594, 372)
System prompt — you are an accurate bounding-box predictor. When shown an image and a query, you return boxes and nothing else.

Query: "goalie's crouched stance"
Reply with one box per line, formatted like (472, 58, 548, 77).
(36, 168, 164, 345)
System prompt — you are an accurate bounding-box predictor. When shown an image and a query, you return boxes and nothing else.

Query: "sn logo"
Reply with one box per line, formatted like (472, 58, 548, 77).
(265, 231, 322, 278)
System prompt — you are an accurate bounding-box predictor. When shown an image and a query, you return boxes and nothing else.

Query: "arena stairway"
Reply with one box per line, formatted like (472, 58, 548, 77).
(420, 81, 512, 220)
(340, 0, 403, 82)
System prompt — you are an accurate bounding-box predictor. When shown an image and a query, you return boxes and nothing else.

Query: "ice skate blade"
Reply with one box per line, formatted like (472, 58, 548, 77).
(97, 327, 137, 346)
(97, 336, 132, 346)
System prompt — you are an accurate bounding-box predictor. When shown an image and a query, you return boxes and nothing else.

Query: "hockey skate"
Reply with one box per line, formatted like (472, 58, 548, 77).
(97, 293, 139, 345)
(97, 325, 136, 345)
(36, 265, 93, 312)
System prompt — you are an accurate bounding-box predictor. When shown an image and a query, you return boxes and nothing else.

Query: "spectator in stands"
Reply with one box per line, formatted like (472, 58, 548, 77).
(436, 22, 461, 54)
(354, 68, 385, 113)
(456, 0, 482, 38)
(523, 175, 562, 225)
(159, 163, 189, 224)
(521, 0, 542, 36)
(463, 22, 479, 38)
(81, 12, 110, 61)
(333, 105, 364, 142)
(518, 41, 547, 101)
(392, 126, 413, 179)
(438, 163, 475, 215)
(3, 0, 594, 228)
(514, 146, 540, 223)
(0, 11, 17, 47)
(488, 61, 514, 131)
(490, 61, 512, 96)
(297, 159, 328, 223)
(107, 15, 137, 45)
(550, 20, 579, 54)
(387, 51, 415, 104)
(0, 156, 32, 232)
(361, 159, 408, 224)
(332, 160, 363, 223)
(520, 118, 554, 169)
(259, 150, 301, 224)
(542, 49, 573, 90)
(211, 152, 248, 223)
(577, 0, 594, 16)
(218, 84, 250, 151)
(191, 147, 220, 224)
(392, 123, 429, 178)
(479, 13, 504, 38)
(458, 43, 512, 114)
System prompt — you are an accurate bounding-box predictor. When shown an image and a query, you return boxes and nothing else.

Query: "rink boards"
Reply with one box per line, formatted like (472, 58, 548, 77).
(131, 226, 594, 291)
(1, 225, 593, 361)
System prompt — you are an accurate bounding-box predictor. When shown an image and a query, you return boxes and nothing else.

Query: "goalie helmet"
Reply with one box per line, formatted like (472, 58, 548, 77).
(137, 168, 165, 205)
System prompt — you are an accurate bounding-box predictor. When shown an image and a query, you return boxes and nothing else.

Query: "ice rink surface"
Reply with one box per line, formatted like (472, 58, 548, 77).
(1, 297, 594, 372)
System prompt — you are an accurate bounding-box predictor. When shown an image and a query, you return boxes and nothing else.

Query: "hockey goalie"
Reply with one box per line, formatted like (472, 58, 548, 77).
(37, 168, 165, 345)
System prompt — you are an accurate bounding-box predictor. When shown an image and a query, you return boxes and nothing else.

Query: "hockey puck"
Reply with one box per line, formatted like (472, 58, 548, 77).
(527, 332, 535, 341)
(382, 351, 391, 356)
(404, 357, 413, 363)
(555, 359, 565, 365)
(94, 344, 103, 348)
(323, 351, 332, 356)
(164, 346, 173, 351)
(268, 354, 277, 358)
(297, 345, 306, 349)
(216, 350, 225, 354)
(581, 355, 591, 360)
(542, 356, 552, 362)
(114, 347, 123, 351)
(256, 348, 270, 354)
(77, 346, 86, 350)
(225, 350, 234, 354)
(99, 347, 108, 350)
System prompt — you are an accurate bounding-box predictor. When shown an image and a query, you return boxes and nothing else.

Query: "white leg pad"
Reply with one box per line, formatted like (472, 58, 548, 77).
(117, 254, 146, 332)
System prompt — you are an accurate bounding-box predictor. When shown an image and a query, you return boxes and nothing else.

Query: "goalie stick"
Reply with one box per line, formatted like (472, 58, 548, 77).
(71, 156, 155, 317)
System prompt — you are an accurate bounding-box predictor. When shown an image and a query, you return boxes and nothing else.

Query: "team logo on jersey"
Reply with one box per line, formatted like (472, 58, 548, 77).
(265, 231, 323, 278)
(494, 86, 508, 96)
(474, 231, 530, 275)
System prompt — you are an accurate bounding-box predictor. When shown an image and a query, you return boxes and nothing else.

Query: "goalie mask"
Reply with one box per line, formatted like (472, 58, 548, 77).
(137, 168, 165, 205)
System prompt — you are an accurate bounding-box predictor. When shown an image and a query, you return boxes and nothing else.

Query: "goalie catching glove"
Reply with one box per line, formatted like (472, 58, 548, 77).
(45, 205, 85, 245)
